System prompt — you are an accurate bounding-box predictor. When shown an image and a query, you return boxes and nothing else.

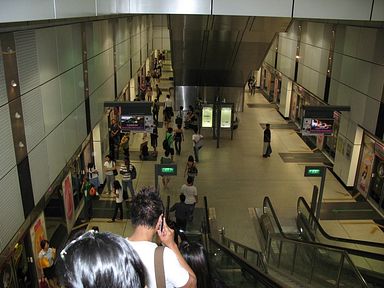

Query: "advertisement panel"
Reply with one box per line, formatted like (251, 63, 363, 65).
(121, 115, 154, 133)
(302, 118, 334, 135)
(202, 106, 213, 128)
(62, 172, 75, 233)
(220, 107, 232, 128)
(29, 213, 47, 278)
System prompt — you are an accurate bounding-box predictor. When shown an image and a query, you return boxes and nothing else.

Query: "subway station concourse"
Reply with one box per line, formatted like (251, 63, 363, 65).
(0, 1, 384, 287)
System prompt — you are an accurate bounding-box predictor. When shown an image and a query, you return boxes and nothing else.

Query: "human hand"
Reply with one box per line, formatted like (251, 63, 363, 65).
(156, 217, 176, 249)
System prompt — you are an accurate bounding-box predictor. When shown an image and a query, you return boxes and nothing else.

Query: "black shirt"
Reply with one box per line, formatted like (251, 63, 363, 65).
(264, 128, 271, 142)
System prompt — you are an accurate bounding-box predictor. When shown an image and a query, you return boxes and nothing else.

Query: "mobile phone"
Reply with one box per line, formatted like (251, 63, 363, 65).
(160, 214, 165, 232)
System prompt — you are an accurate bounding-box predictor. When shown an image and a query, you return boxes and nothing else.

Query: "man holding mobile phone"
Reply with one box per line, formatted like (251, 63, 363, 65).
(127, 187, 196, 288)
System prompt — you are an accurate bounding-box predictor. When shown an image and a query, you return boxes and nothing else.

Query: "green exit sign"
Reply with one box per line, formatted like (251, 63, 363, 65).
(161, 167, 175, 174)
(304, 166, 324, 177)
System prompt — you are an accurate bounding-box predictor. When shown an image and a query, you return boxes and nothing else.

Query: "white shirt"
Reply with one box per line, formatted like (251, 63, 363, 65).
(165, 97, 173, 108)
(181, 184, 197, 205)
(104, 160, 114, 176)
(88, 167, 98, 179)
(127, 240, 189, 288)
(192, 134, 203, 147)
(115, 188, 123, 203)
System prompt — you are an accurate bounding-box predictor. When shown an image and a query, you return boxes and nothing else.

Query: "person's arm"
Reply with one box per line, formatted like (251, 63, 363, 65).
(157, 218, 197, 288)
(169, 204, 176, 212)
(184, 164, 188, 178)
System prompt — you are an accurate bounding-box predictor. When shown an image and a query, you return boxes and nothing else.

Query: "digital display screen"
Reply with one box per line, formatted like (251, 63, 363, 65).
(302, 118, 334, 135)
(121, 115, 145, 132)
(202, 107, 213, 128)
(220, 107, 232, 128)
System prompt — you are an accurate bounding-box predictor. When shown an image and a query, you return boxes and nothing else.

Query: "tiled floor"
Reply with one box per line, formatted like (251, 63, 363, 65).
(89, 69, 384, 257)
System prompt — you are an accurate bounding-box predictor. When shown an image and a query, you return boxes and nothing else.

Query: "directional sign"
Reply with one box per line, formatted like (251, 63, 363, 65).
(155, 164, 177, 176)
(304, 166, 325, 177)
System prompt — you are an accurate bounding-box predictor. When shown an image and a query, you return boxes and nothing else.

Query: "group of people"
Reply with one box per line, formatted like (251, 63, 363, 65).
(39, 187, 223, 288)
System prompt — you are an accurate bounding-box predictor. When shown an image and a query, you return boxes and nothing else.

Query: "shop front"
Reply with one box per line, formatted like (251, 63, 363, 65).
(261, 64, 275, 102)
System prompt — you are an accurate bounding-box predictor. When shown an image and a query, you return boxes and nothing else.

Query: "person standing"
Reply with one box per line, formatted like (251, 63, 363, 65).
(110, 119, 121, 160)
(146, 86, 153, 102)
(181, 176, 198, 222)
(87, 162, 100, 191)
(184, 155, 198, 180)
(155, 84, 162, 101)
(120, 133, 130, 160)
(150, 125, 158, 155)
(263, 123, 272, 158)
(174, 124, 184, 155)
(165, 127, 175, 161)
(160, 150, 172, 189)
(152, 99, 160, 124)
(81, 177, 95, 221)
(169, 194, 189, 232)
(192, 128, 203, 162)
(110, 180, 123, 222)
(120, 158, 135, 200)
(164, 94, 173, 129)
(38, 240, 60, 288)
(103, 155, 115, 194)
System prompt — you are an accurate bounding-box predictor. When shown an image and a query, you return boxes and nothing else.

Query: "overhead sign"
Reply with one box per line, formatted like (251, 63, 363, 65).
(155, 164, 177, 176)
(302, 118, 334, 135)
(202, 106, 213, 128)
(304, 166, 325, 177)
(220, 107, 232, 128)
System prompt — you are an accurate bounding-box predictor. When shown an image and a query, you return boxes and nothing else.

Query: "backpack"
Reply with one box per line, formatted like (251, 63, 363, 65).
(89, 186, 97, 197)
(130, 165, 137, 180)
(162, 134, 171, 151)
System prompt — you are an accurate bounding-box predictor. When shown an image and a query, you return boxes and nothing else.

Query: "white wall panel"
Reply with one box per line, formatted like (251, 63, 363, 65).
(116, 41, 130, 69)
(15, 31, 40, 96)
(0, 105, 16, 180)
(213, 0, 292, 17)
(0, 167, 24, 252)
(294, 0, 373, 20)
(130, 0, 211, 14)
(55, 0, 96, 18)
(372, 0, 384, 21)
(300, 43, 328, 74)
(117, 63, 130, 94)
(89, 78, 114, 129)
(297, 64, 326, 99)
(0, 0, 54, 23)
(36, 28, 59, 83)
(0, 51, 7, 107)
(277, 54, 295, 79)
(60, 70, 76, 119)
(46, 124, 65, 183)
(88, 50, 114, 95)
(97, 0, 117, 15)
(74, 65, 85, 106)
(22, 88, 45, 152)
(56, 24, 82, 73)
(41, 78, 61, 134)
(62, 113, 77, 162)
(301, 22, 332, 49)
(76, 103, 87, 145)
(363, 97, 380, 134)
(278, 34, 296, 59)
(29, 139, 49, 202)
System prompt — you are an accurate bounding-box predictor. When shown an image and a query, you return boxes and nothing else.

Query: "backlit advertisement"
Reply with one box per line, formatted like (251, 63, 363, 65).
(302, 118, 334, 135)
(62, 172, 75, 232)
(220, 107, 232, 128)
(121, 115, 154, 133)
(29, 213, 47, 278)
(202, 106, 213, 128)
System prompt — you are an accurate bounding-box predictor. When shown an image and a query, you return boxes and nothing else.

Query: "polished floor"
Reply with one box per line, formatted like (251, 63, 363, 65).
(88, 61, 384, 256)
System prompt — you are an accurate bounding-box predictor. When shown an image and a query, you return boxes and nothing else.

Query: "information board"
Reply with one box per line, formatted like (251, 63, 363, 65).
(202, 106, 213, 128)
(220, 107, 232, 128)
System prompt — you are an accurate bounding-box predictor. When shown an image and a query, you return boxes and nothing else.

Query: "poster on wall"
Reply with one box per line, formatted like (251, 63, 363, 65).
(357, 147, 374, 198)
(202, 106, 213, 128)
(62, 172, 75, 232)
(220, 107, 232, 128)
(29, 213, 47, 278)
(302, 118, 334, 135)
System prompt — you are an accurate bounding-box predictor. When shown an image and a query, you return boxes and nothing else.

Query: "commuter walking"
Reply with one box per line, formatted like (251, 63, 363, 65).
(174, 123, 184, 155)
(165, 127, 175, 161)
(87, 162, 100, 191)
(263, 123, 272, 157)
(150, 125, 158, 155)
(152, 99, 160, 124)
(192, 128, 203, 162)
(110, 180, 123, 222)
(184, 155, 198, 179)
(170, 194, 189, 232)
(119, 158, 136, 200)
(160, 150, 172, 189)
(155, 84, 162, 101)
(181, 176, 198, 222)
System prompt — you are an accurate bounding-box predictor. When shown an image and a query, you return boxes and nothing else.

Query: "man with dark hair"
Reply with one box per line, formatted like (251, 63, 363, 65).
(180, 177, 198, 222)
(127, 187, 196, 288)
(170, 194, 189, 232)
(263, 123, 272, 158)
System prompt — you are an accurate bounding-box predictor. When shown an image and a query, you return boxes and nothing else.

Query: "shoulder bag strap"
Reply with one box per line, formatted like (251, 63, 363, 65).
(154, 246, 166, 288)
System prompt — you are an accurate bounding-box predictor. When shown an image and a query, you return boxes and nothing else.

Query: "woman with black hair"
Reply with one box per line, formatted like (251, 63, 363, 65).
(57, 231, 146, 288)
(110, 180, 124, 222)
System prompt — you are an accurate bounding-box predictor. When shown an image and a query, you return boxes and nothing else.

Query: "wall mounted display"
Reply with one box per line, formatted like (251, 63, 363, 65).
(202, 106, 213, 128)
(29, 213, 47, 278)
(302, 118, 334, 135)
(220, 107, 232, 128)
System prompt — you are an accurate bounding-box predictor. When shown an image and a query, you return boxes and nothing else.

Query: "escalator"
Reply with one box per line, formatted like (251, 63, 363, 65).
(201, 197, 370, 288)
(261, 196, 384, 287)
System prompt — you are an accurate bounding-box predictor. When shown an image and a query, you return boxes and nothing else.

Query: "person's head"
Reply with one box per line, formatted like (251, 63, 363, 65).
(193, 127, 198, 134)
(87, 162, 95, 169)
(124, 158, 130, 166)
(179, 194, 186, 203)
(57, 231, 145, 288)
(179, 241, 209, 288)
(179, 106, 183, 111)
(167, 127, 173, 133)
(40, 240, 50, 251)
(166, 94, 170, 99)
(154, 98, 158, 103)
(177, 124, 182, 129)
(156, 84, 159, 88)
(187, 176, 194, 185)
(165, 150, 170, 157)
(188, 155, 194, 162)
(130, 187, 163, 229)
(188, 105, 193, 111)
(266, 123, 270, 129)
(113, 180, 121, 190)
(91, 226, 99, 232)
(111, 119, 116, 125)
(105, 155, 111, 162)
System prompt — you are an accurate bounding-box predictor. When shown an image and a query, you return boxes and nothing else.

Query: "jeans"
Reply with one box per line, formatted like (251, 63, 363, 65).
(122, 180, 135, 199)
(175, 138, 182, 155)
(193, 146, 199, 162)
(112, 202, 123, 220)
(105, 174, 115, 193)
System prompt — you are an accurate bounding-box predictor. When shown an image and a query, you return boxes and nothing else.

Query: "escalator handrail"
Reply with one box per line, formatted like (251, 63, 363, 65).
(297, 196, 384, 248)
(208, 236, 286, 288)
(264, 196, 384, 261)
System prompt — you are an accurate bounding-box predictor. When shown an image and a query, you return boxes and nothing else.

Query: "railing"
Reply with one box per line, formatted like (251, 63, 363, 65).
(263, 197, 369, 288)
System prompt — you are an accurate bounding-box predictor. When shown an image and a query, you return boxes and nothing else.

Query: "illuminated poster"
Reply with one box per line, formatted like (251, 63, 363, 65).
(220, 107, 232, 128)
(202, 106, 213, 128)
(29, 213, 47, 278)
(63, 172, 75, 232)
(144, 115, 155, 133)
(302, 118, 334, 135)
(357, 147, 374, 198)
(121, 115, 145, 131)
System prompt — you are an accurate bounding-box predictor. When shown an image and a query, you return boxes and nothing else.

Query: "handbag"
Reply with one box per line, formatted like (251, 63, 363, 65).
(154, 246, 166, 288)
